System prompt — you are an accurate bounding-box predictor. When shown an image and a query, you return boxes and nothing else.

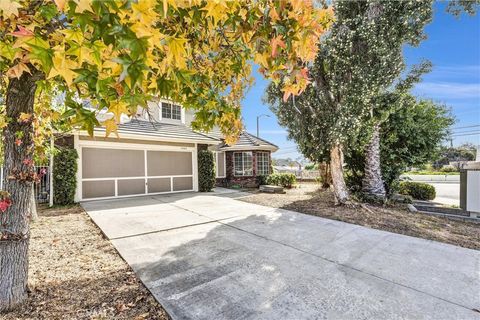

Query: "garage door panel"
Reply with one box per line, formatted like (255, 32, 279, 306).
(147, 151, 192, 176)
(173, 177, 193, 191)
(82, 148, 145, 178)
(81, 146, 194, 200)
(118, 179, 145, 196)
(83, 180, 115, 199)
(148, 178, 171, 193)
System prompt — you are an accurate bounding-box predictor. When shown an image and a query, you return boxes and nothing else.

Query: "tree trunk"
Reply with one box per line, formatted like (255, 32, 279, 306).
(362, 123, 386, 199)
(330, 144, 350, 204)
(30, 185, 37, 221)
(318, 162, 332, 189)
(0, 72, 38, 311)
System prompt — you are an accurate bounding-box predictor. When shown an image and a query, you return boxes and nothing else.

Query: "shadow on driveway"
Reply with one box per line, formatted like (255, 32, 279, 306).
(84, 194, 480, 319)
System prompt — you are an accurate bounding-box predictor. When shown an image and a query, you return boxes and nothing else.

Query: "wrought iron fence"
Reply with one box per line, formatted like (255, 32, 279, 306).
(0, 166, 50, 204)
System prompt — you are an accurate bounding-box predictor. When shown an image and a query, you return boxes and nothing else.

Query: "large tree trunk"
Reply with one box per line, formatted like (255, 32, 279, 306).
(330, 144, 350, 204)
(0, 72, 38, 311)
(362, 123, 386, 199)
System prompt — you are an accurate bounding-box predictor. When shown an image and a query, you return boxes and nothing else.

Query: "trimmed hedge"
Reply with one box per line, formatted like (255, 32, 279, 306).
(53, 147, 78, 205)
(266, 173, 296, 188)
(398, 181, 436, 201)
(198, 150, 216, 192)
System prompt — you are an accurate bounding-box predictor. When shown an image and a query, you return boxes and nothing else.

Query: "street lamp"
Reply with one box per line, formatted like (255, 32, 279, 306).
(256, 114, 270, 137)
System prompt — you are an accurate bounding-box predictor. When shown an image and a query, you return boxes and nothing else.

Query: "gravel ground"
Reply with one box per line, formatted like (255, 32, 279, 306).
(240, 183, 480, 250)
(4, 205, 169, 320)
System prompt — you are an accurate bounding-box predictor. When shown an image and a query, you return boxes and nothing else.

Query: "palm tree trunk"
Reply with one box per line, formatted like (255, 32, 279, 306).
(0, 72, 38, 311)
(362, 123, 386, 198)
(330, 143, 350, 204)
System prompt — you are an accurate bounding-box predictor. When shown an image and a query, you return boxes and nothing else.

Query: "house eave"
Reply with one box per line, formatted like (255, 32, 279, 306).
(75, 129, 220, 145)
(218, 145, 278, 152)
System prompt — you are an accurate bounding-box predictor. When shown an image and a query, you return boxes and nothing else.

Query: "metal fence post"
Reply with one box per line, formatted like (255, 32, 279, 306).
(49, 136, 54, 207)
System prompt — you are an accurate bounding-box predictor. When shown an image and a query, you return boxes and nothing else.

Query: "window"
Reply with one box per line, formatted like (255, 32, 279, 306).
(161, 102, 182, 120)
(216, 152, 226, 178)
(256, 152, 270, 175)
(234, 152, 253, 176)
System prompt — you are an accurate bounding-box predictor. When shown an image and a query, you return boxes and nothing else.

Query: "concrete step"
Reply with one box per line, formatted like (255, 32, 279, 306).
(259, 185, 285, 194)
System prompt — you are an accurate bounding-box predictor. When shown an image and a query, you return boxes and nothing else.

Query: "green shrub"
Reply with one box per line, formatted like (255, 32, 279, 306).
(439, 166, 458, 173)
(266, 173, 296, 188)
(256, 174, 268, 186)
(53, 147, 78, 205)
(398, 181, 436, 200)
(198, 150, 215, 192)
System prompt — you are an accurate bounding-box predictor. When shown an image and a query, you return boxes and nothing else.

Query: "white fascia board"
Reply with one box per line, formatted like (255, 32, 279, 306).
(75, 130, 220, 145)
(218, 145, 278, 152)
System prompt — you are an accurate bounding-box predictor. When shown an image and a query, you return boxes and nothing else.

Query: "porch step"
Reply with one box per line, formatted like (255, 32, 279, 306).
(259, 185, 285, 194)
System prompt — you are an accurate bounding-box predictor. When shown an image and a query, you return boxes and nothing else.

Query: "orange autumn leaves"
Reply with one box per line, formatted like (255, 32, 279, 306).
(0, 0, 333, 142)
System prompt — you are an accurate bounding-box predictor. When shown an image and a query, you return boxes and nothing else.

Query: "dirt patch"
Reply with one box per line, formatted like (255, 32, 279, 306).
(239, 183, 480, 250)
(4, 205, 169, 320)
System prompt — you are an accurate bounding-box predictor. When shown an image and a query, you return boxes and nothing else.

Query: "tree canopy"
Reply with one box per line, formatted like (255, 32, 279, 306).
(0, 0, 333, 144)
(266, 0, 433, 161)
(345, 96, 454, 193)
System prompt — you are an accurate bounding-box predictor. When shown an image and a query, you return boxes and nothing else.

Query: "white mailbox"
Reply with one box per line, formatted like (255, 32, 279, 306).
(460, 162, 480, 217)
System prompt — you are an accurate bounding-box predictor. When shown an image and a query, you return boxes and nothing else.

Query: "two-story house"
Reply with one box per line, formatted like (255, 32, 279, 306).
(72, 99, 277, 201)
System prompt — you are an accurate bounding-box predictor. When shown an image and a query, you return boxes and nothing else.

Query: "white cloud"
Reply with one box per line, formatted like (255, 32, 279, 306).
(431, 65, 480, 77)
(414, 82, 480, 100)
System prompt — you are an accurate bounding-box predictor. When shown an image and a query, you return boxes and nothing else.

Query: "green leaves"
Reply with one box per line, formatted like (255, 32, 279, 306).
(0, 43, 19, 62)
(39, 3, 59, 21)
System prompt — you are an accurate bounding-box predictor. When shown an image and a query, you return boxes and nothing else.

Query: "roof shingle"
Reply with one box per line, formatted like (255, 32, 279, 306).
(94, 119, 219, 143)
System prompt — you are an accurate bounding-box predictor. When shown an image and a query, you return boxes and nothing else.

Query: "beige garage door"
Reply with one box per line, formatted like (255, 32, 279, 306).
(81, 147, 194, 200)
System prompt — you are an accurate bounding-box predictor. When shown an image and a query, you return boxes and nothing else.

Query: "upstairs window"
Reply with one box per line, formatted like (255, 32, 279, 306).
(161, 102, 182, 120)
(234, 152, 253, 176)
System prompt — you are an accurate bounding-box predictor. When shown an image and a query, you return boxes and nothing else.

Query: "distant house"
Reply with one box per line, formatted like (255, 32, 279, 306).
(66, 100, 277, 201)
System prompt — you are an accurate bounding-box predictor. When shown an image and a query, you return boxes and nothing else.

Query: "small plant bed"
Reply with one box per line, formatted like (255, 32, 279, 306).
(4, 205, 169, 320)
(239, 183, 480, 250)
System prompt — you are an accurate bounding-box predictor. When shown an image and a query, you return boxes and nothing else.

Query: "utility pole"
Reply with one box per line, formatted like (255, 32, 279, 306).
(256, 114, 270, 137)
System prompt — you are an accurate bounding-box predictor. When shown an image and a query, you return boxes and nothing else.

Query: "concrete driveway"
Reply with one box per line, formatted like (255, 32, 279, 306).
(82, 189, 480, 320)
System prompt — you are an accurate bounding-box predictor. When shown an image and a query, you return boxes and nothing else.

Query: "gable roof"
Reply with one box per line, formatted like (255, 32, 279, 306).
(215, 131, 278, 152)
(93, 119, 219, 144)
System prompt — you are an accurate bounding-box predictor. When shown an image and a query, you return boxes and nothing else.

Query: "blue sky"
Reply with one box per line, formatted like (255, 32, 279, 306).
(241, 2, 480, 160)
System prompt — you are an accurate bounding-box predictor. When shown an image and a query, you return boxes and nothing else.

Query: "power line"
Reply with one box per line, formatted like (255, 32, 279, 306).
(450, 132, 480, 137)
(452, 124, 480, 130)
(451, 129, 480, 134)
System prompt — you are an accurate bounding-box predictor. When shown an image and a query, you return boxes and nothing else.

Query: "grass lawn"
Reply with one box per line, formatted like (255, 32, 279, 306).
(239, 183, 479, 250)
(4, 205, 169, 320)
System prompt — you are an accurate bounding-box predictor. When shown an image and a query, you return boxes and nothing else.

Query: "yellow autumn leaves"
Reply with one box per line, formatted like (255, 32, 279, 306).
(0, 0, 333, 142)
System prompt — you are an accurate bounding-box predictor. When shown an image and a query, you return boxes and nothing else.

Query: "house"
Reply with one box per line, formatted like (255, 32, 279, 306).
(68, 99, 278, 201)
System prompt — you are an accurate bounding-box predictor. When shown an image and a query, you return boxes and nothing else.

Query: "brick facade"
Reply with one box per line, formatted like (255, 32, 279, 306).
(216, 150, 271, 188)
